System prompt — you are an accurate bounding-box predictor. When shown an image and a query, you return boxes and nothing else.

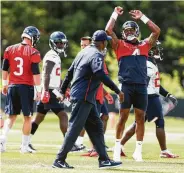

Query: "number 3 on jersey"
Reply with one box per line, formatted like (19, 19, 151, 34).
(14, 57, 23, 76)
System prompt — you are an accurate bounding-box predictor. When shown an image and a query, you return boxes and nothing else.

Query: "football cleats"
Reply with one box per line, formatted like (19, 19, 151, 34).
(122, 21, 139, 41)
(21, 26, 40, 47)
(149, 40, 163, 60)
(49, 31, 68, 57)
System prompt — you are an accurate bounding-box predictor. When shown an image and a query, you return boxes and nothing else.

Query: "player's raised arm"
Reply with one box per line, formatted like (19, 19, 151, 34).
(105, 6, 123, 50)
(129, 10, 160, 48)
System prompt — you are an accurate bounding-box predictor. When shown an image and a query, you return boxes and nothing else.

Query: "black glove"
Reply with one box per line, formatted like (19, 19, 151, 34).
(167, 94, 178, 106)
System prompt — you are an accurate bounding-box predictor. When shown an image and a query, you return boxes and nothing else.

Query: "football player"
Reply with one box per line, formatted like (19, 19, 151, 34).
(105, 6, 160, 161)
(120, 41, 179, 158)
(1, 26, 41, 153)
(28, 31, 69, 151)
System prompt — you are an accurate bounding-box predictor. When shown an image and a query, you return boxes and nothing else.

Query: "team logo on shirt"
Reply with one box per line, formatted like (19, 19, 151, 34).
(92, 57, 103, 72)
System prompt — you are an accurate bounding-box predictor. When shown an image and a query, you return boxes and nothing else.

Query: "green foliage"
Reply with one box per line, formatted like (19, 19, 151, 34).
(1, 1, 184, 95)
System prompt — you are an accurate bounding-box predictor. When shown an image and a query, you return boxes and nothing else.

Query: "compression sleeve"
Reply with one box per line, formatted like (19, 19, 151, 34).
(2, 59, 9, 71)
(31, 63, 40, 75)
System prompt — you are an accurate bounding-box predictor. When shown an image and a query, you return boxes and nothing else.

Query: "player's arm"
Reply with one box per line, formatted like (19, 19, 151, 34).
(90, 54, 124, 103)
(60, 63, 74, 95)
(105, 6, 123, 50)
(42, 60, 55, 91)
(1, 59, 9, 95)
(160, 85, 178, 106)
(129, 10, 160, 48)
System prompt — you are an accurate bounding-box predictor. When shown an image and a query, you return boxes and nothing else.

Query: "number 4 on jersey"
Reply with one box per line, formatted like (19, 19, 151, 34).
(132, 48, 140, 55)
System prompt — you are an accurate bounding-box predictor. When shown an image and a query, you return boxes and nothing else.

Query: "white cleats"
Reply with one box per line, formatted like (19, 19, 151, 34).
(0, 136, 6, 153)
(20, 145, 36, 154)
(132, 151, 143, 162)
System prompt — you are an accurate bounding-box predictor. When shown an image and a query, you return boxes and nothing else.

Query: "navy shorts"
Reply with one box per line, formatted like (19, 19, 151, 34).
(95, 101, 109, 117)
(37, 89, 64, 115)
(120, 83, 148, 111)
(5, 84, 34, 116)
(146, 95, 163, 122)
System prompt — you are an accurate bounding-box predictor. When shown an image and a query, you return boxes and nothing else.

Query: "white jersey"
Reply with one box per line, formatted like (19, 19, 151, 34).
(42, 49, 61, 89)
(147, 60, 160, 95)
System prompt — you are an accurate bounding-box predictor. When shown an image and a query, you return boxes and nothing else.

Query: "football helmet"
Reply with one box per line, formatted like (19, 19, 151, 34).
(49, 31, 68, 57)
(122, 21, 139, 41)
(149, 40, 163, 60)
(21, 26, 40, 47)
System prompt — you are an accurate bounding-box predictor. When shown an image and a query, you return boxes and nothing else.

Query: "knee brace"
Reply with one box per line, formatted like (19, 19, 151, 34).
(155, 119, 165, 128)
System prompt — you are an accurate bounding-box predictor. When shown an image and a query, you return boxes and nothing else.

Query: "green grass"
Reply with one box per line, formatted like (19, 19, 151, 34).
(1, 113, 184, 173)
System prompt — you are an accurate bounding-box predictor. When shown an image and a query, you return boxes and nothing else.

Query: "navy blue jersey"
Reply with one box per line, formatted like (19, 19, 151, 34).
(68, 45, 104, 104)
(118, 55, 147, 84)
(115, 39, 151, 85)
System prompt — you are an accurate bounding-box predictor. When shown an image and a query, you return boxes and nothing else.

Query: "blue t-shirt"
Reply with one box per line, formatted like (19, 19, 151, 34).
(68, 45, 104, 104)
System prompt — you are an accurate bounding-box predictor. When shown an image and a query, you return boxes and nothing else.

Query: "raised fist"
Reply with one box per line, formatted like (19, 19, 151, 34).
(167, 94, 178, 106)
(129, 10, 143, 20)
(114, 6, 124, 15)
(41, 90, 50, 104)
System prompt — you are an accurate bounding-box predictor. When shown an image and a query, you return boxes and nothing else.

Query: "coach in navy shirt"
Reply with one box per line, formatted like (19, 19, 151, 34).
(52, 30, 124, 169)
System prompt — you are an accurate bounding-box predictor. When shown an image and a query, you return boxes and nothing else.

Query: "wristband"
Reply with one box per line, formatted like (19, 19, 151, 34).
(140, 14, 149, 24)
(111, 12, 118, 20)
(2, 80, 8, 86)
(35, 85, 42, 93)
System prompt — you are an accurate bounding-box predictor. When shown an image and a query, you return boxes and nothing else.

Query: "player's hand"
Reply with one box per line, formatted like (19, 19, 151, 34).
(167, 94, 178, 106)
(129, 10, 143, 20)
(2, 86, 8, 95)
(35, 92, 41, 101)
(57, 94, 65, 102)
(105, 93, 114, 104)
(41, 90, 50, 103)
(118, 91, 124, 103)
(114, 6, 124, 15)
(65, 88, 70, 100)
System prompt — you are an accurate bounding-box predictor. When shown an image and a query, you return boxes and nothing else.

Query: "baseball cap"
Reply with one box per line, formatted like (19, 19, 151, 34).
(92, 30, 112, 41)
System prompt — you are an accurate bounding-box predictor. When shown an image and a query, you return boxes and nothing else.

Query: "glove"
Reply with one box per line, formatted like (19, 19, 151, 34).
(105, 93, 114, 104)
(167, 94, 178, 106)
(65, 88, 70, 99)
(41, 90, 50, 103)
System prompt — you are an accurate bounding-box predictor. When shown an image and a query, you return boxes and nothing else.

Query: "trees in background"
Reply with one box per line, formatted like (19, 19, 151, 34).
(1, 1, 184, 96)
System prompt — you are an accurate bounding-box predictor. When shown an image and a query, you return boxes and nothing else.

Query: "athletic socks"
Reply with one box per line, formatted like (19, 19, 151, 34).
(22, 135, 30, 147)
(75, 136, 84, 146)
(135, 141, 143, 153)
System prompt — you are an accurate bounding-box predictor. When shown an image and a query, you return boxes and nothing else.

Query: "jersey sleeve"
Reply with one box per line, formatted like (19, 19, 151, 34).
(31, 50, 41, 63)
(144, 38, 152, 51)
(3, 47, 10, 60)
(147, 61, 155, 77)
(43, 52, 58, 64)
(90, 53, 104, 73)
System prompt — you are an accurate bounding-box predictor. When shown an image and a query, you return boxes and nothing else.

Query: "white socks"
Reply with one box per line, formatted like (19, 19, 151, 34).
(2, 119, 11, 139)
(113, 139, 122, 161)
(75, 136, 84, 146)
(22, 135, 30, 147)
(135, 141, 143, 153)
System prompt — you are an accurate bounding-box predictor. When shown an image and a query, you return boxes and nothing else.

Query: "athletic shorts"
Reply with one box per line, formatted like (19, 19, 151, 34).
(120, 83, 148, 111)
(5, 84, 34, 116)
(146, 95, 163, 122)
(37, 89, 64, 115)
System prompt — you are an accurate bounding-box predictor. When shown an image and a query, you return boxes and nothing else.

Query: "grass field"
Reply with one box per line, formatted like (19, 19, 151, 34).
(1, 113, 184, 173)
